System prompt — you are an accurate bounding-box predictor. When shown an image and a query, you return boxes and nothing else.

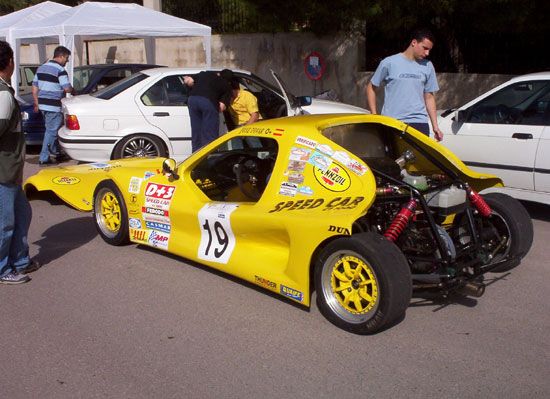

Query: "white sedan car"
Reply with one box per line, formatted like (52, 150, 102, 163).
(438, 72, 550, 205)
(59, 68, 367, 162)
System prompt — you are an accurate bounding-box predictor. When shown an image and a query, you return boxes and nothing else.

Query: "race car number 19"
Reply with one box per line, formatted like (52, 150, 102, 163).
(197, 203, 238, 264)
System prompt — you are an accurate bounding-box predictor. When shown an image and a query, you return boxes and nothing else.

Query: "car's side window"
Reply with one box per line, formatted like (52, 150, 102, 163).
(467, 80, 550, 125)
(190, 136, 278, 202)
(141, 75, 189, 106)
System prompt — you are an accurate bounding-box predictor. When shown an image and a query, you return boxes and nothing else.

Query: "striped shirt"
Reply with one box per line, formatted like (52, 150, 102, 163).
(32, 60, 71, 112)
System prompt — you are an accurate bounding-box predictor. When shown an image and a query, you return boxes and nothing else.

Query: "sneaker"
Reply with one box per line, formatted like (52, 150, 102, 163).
(21, 260, 41, 274)
(0, 272, 31, 285)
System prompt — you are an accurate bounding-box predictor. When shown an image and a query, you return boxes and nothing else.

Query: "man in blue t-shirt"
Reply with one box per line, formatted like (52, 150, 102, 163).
(32, 46, 74, 165)
(366, 29, 443, 141)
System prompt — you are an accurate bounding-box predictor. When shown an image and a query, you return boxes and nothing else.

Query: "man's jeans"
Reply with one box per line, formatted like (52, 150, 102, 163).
(39, 111, 63, 163)
(0, 184, 32, 277)
(188, 96, 220, 152)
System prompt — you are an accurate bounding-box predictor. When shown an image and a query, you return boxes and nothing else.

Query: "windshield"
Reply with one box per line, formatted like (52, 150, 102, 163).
(91, 73, 148, 100)
(73, 66, 99, 92)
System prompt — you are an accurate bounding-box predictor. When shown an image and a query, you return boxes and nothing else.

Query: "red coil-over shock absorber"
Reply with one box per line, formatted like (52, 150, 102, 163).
(384, 199, 417, 242)
(465, 185, 492, 217)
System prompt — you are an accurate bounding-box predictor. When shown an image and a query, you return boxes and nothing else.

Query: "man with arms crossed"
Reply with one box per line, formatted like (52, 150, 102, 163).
(366, 28, 443, 141)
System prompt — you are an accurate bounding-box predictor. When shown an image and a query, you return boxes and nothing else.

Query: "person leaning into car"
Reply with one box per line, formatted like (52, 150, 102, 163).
(32, 45, 75, 166)
(183, 69, 233, 152)
(0, 41, 39, 285)
(229, 78, 261, 127)
(366, 28, 444, 141)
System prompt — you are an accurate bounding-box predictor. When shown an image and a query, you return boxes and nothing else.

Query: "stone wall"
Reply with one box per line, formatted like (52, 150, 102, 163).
(19, 33, 515, 110)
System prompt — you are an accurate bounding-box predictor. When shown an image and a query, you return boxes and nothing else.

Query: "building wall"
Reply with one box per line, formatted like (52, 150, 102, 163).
(19, 33, 515, 110)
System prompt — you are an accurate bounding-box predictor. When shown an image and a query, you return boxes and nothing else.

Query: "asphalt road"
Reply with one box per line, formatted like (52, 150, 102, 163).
(1, 151, 549, 398)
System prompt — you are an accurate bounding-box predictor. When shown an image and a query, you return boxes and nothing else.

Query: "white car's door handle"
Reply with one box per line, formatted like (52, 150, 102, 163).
(153, 112, 170, 117)
(512, 133, 533, 140)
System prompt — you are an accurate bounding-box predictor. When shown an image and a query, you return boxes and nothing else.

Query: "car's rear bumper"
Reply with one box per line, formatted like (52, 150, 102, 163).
(58, 129, 117, 162)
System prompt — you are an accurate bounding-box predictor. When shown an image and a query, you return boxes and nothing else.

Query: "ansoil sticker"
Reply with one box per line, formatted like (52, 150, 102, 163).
(313, 161, 351, 192)
(52, 176, 80, 185)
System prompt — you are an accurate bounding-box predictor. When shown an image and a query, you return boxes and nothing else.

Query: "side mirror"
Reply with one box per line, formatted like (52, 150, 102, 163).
(162, 158, 179, 180)
(298, 96, 312, 107)
(454, 109, 467, 123)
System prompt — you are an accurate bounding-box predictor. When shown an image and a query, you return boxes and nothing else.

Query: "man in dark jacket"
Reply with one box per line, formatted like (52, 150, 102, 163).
(0, 41, 38, 284)
(184, 69, 233, 151)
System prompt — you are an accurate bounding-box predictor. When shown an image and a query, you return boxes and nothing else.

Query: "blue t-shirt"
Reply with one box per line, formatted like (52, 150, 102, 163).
(370, 53, 439, 123)
(32, 60, 71, 113)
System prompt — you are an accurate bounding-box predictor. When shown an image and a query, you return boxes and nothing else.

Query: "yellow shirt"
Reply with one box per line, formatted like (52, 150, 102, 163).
(230, 89, 261, 125)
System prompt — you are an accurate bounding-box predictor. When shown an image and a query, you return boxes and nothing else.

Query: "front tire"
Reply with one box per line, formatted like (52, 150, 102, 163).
(93, 180, 129, 246)
(315, 232, 412, 334)
(113, 134, 167, 159)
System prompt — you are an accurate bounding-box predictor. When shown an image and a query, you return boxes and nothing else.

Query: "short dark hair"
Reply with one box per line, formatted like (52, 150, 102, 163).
(220, 69, 233, 81)
(411, 28, 435, 44)
(230, 78, 240, 90)
(54, 46, 71, 58)
(0, 40, 13, 71)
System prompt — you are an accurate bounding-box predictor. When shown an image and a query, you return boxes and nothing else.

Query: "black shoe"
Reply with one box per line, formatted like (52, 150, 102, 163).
(39, 159, 58, 166)
(55, 153, 70, 163)
(21, 260, 41, 274)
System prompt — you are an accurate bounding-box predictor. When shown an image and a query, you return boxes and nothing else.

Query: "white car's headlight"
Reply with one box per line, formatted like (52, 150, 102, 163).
(21, 111, 29, 121)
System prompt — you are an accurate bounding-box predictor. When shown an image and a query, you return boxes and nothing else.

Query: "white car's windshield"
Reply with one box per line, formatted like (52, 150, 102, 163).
(91, 73, 148, 100)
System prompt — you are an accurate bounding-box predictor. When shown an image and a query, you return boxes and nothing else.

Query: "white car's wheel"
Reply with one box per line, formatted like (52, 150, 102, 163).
(113, 134, 167, 159)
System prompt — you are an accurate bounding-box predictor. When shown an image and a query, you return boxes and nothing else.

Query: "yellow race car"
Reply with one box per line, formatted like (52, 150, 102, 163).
(25, 114, 533, 334)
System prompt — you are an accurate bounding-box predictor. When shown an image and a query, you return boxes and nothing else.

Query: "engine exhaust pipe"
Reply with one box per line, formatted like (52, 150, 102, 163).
(457, 281, 486, 298)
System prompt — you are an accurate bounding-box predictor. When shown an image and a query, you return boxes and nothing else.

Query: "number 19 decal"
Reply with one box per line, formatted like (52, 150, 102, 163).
(198, 203, 238, 264)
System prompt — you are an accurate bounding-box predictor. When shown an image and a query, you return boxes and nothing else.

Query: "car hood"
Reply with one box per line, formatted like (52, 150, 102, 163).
(304, 98, 368, 115)
(24, 158, 167, 211)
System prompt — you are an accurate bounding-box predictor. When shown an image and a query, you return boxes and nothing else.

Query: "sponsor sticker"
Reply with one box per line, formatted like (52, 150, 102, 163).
(295, 135, 317, 149)
(144, 182, 176, 200)
(268, 196, 365, 213)
(52, 176, 80, 185)
(297, 185, 314, 196)
(254, 275, 277, 291)
(144, 197, 171, 211)
(346, 159, 368, 176)
(145, 221, 171, 233)
(129, 218, 142, 229)
(313, 161, 351, 192)
(130, 228, 149, 243)
(280, 285, 303, 302)
(128, 177, 143, 194)
(144, 171, 156, 180)
(286, 160, 307, 173)
(142, 206, 170, 223)
(315, 143, 334, 156)
(308, 151, 331, 171)
(289, 147, 311, 162)
(287, 172, 304, 184)
(148, 230, 169, 250)
(279, 181, 298, 197)
(332, 150, 351, 165)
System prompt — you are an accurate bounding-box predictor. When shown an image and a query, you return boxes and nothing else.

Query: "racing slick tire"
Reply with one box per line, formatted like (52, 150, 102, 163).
(482, 193, 533, 273)
(93, 180, 130, 246)
(315, 232, 412, 334)
(113, 134, 167, 159)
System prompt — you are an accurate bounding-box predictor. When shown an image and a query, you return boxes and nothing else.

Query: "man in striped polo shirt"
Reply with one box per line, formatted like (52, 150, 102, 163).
(32, 46, 74, 165)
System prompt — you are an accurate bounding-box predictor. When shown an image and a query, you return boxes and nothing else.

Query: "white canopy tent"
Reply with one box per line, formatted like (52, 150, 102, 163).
(0, 1, 70, 91)
(10, 1, 212, 95)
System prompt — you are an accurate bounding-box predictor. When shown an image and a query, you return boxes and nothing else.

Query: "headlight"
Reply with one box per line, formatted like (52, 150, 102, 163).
(21, 111, 29, 121)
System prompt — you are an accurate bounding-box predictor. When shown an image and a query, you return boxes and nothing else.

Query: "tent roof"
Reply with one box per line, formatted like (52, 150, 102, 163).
(11, 1, 211, 40)
(0, 1, 70, 39)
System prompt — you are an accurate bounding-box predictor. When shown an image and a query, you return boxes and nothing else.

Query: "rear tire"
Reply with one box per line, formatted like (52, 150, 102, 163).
(315, 232, 412, 334)
(93, 180, 129, 246)
(113, 134, 167, 159)
(482, 193, 533, 272)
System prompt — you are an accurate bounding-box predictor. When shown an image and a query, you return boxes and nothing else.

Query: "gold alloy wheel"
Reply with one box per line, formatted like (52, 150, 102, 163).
(321, 249, 381, 324)
(99, 190, 121, 234)
(331, 255, 379, 314)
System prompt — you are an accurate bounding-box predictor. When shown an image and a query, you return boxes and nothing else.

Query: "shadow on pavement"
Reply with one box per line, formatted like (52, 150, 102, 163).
(520, 200, 550, 222)
(32, 216, 97, 267)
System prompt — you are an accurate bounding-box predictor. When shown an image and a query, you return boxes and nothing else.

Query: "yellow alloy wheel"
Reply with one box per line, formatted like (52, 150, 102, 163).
(331, 255, 379, 314)
(100, 191, 122, 233)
